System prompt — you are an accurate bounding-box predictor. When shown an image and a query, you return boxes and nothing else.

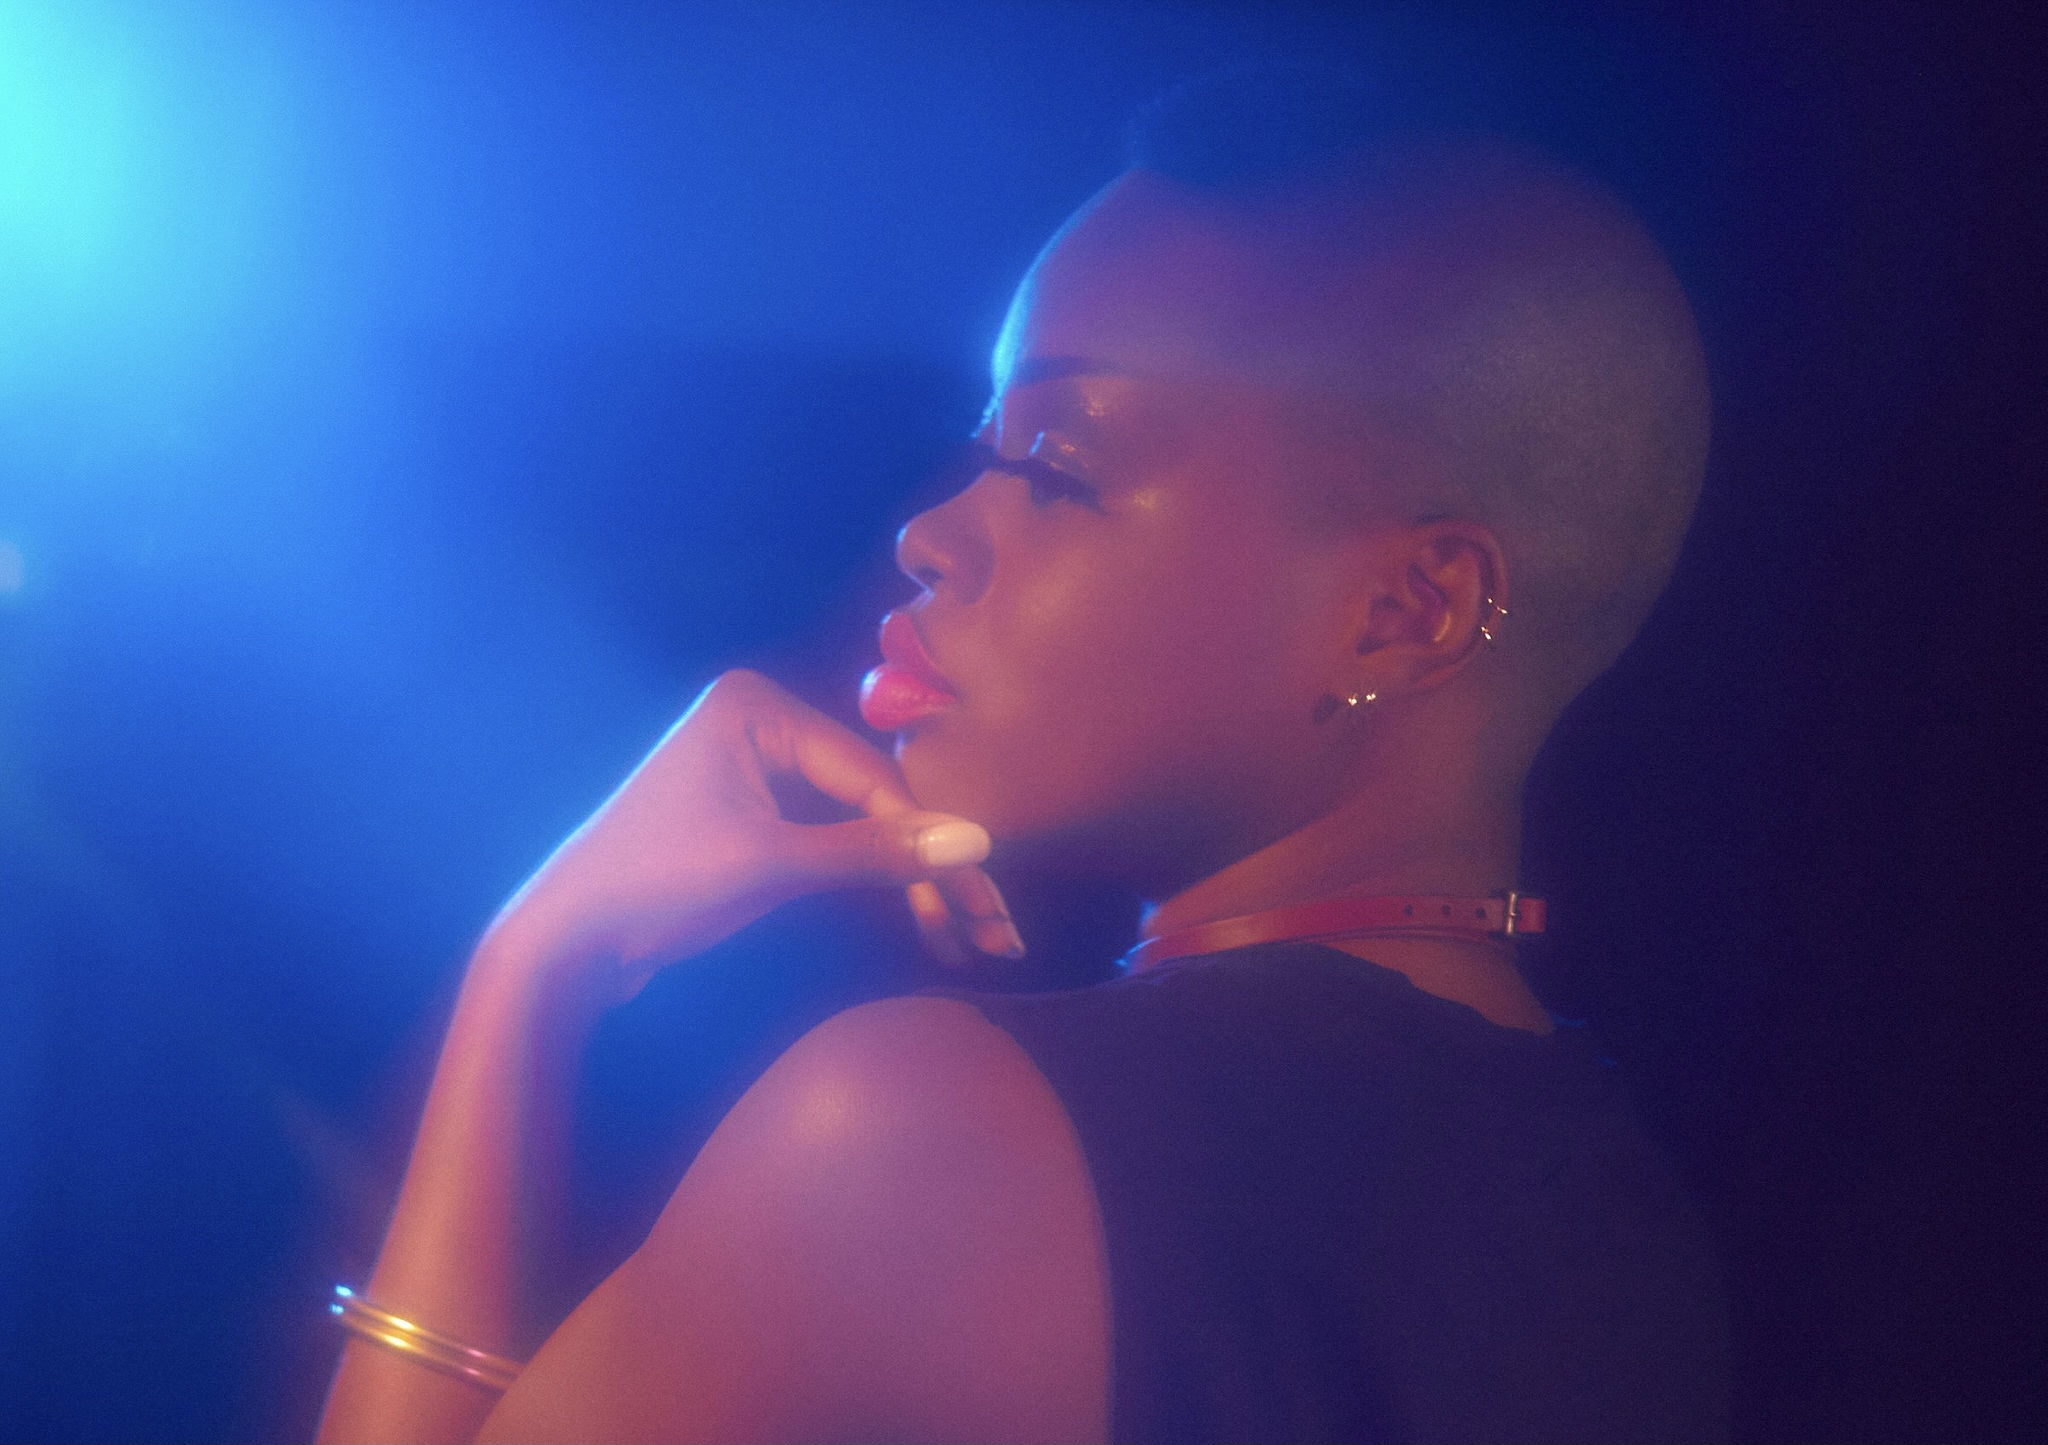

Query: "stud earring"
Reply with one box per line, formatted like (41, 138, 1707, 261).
(1315, 687, 1378, 724)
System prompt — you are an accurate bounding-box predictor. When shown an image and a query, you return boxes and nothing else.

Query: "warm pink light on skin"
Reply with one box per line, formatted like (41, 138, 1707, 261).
(888, 353, 1371, 881)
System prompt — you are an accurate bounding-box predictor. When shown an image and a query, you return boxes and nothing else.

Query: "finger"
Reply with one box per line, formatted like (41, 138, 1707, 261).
(779, 810, 992, 890)
(906, 880, 972, 968)
(907, 873, 1022, 969)
(934, 865, 1025, 960)
(747, 694, 918, 821)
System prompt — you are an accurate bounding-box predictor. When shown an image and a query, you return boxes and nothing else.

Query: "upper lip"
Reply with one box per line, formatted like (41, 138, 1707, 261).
(877, 611, 956, 696)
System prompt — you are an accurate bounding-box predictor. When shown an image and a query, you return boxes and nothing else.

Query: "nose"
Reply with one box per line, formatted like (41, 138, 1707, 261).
(895, 484, 993, 603)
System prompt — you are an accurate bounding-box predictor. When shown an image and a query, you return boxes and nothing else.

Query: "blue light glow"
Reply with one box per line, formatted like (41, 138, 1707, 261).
(0, 1, 306, 394)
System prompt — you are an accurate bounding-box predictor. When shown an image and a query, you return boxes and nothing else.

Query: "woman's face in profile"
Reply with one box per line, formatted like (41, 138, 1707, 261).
(876, 186, 1368, 884)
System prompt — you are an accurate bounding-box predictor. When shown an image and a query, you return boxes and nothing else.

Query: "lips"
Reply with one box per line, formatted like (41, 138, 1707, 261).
(859, 611, 959, 731)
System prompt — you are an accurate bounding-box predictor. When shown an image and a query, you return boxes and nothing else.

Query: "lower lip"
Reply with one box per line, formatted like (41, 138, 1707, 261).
(859, 664, 957, 731)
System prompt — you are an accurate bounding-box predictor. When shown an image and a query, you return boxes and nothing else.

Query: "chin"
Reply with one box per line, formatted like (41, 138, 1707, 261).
(896, 726, 1196, 889)
(899, 735, 1037, 840)
(895, 720, 1083, 839)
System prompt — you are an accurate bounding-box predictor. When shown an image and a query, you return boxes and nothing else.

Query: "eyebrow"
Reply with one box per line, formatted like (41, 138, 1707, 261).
(1004, 354, 1127, 388)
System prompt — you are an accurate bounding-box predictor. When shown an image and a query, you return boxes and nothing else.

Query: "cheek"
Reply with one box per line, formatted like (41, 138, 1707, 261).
(904, 523, 1309, 837)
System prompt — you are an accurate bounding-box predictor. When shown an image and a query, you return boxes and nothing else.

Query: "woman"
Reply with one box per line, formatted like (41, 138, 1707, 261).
(319, 76, 1727, 1444)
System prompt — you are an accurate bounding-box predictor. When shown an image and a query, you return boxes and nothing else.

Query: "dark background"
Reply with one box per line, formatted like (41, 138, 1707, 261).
(2, 2, 2042, 1440)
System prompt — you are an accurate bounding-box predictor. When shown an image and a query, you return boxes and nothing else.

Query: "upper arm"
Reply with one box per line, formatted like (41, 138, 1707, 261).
(477, 996, 1110, 1445)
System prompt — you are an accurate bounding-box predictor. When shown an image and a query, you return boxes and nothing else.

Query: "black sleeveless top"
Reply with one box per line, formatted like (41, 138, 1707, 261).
(945, 944, 1728, 1445)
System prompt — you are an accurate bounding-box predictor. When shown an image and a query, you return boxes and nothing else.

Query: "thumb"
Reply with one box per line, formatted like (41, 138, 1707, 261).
(786, 811, 992, 888)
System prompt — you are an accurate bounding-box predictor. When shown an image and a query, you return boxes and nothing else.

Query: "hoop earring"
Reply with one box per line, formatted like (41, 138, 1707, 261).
(1478, 597, 1508, 645)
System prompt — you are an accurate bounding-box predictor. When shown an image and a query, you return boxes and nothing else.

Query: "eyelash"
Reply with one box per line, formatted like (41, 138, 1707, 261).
(1013, 455, 1103, 510)
(957, 439, 1104, 512)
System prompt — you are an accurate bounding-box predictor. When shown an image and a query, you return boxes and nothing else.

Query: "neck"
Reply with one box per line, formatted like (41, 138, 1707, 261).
(1141, 786, 1552, 1034)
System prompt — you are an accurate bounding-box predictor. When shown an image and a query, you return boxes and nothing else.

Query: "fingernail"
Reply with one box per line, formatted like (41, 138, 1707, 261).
(914, 820, 990, 870)
(972, 916, 1027, 959)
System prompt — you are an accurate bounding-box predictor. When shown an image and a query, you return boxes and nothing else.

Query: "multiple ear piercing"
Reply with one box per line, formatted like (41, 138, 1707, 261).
(1315, 597, 1506, 724)
(1312, 687, 1380, 724)
(1478, 596, 1508, 646)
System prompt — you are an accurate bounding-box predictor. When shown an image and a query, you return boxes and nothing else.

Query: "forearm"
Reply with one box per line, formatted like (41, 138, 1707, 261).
(312, 671, 999, 1441)
(317, 927, 600, 1445)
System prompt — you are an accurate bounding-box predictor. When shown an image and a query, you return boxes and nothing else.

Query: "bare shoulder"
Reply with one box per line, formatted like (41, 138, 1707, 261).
(743, 992, 1052, 1128)
(727, 994, 1072, 1165)
(482, 996, 1109, 1445)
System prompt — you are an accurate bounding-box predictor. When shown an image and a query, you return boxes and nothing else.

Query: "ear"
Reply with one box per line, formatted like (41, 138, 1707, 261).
(1350, 520, 1507, 695)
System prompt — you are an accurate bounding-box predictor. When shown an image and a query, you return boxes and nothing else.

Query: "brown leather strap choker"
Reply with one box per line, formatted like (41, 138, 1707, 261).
(1121, 891, 1546, 973)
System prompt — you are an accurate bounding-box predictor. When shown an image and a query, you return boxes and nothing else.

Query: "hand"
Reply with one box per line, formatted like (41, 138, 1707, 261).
(484, 670, 1021, 998)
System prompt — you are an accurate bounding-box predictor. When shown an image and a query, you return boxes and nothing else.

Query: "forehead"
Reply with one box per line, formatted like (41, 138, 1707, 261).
(993, 173, 1274, 398)
(986, 176, 1406, 494)
(990, 171, 1429, 426)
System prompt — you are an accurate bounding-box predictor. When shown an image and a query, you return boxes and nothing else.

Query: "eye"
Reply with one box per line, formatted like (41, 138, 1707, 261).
(944, 436, 1106, 512)
(1017, 459, 1100, 509)
(1015, 433, 1105, 511)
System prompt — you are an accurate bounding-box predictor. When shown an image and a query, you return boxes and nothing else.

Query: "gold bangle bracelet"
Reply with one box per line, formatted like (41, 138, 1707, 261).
(330, 1285, 525, 1394)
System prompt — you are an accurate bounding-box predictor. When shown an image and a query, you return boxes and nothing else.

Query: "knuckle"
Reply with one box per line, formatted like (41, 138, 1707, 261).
(690, 669, 778, 733)
(861, 822, 897, 877)
(703, 668, 762, 706)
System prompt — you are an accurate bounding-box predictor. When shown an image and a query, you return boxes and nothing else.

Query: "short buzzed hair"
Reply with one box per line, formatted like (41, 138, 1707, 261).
(1126, 66, 1711, 737)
